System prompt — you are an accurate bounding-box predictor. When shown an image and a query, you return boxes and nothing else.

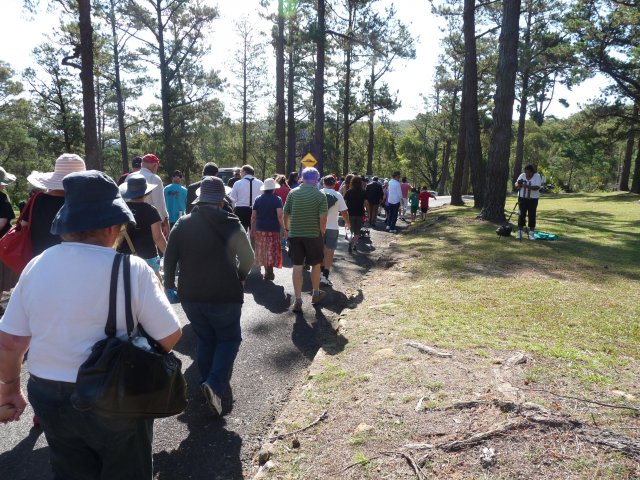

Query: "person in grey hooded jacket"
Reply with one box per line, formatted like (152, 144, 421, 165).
(164, 176, 254, 416)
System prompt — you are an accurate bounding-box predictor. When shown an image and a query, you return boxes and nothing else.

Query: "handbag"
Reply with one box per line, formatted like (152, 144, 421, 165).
(0, 192, 41, 274)
(71, 253, 188, 419)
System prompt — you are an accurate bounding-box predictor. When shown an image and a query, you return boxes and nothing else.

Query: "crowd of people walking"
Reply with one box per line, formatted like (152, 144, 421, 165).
(0, 152, 428, 479)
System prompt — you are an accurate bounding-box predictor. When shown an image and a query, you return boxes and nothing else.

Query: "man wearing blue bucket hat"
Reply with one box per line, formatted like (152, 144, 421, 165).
(0, 170, 182, 479)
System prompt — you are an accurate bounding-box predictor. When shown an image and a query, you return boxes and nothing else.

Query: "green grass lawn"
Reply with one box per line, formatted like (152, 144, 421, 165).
(400, 192, 640, 387)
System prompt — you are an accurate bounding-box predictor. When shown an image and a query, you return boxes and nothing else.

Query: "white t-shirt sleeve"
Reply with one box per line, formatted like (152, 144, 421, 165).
(133, 259, 181, 341)
(337, 193, 348, 212)
(229, 182, 239, 202)
(0, 281, 31, 337)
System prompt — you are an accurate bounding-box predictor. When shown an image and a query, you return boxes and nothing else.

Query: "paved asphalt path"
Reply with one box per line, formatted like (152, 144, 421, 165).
(0, 212, 414, 479)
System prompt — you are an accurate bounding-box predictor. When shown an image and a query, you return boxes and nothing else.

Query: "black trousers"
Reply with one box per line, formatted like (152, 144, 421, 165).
(518, 197, 538, 230)
(234, 206, 252, 231)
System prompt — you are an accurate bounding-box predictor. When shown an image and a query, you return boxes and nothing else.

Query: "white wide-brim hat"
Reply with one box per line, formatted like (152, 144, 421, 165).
(27, 153, 86, 191)
(261, 178, 277, 191)
(0, 166, 16, 186)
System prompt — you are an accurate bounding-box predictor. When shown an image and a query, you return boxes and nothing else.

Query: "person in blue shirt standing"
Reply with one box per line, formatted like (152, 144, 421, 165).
(164, 170, 188, 229)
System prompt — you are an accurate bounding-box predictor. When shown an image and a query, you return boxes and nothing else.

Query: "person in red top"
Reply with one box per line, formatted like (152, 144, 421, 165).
(419, 187, 436, 221)
(400, 177, 411, 220)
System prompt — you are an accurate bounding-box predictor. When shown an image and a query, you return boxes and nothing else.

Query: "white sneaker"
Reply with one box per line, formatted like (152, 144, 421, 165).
(320, 275, 333, 286)
(201, 383, 222, 416)
(385, 226, 390, 231)
(528, 231, 536, 240)
(515, 230, 523, 239)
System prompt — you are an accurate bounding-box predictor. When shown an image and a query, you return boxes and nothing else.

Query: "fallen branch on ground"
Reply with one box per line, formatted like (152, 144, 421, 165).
(268, 411, 328, 441)
(381, 451, 429, 480)
(404, 341, 453, 358)
(523, 388, 640, 413)
(439, 420, 525, 452)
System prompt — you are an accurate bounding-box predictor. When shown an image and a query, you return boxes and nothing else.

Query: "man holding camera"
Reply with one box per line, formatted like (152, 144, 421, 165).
(514, 164, 542, 240)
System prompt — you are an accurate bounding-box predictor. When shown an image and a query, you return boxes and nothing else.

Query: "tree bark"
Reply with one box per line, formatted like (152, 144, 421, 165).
(631, 139, 640, 193)
(342, 32, 352, 175)
(438, 140, 452, 195)
(463, 0, 484, 209)
(154, 0, 174, 173)
(287, 39, 296, 174)
(451, 92, 466, 206)
(312, 0, 326, 174)
(620, 102, 638, 191)
(242, 36, 248, 163)
(481, 0, 522, 222)
(366, 62, 375, 176)
(462, 155, 470, 194)
(109, 0, 129, 174)
(275, 0, 286, 173)
(78, 0, 99, 169)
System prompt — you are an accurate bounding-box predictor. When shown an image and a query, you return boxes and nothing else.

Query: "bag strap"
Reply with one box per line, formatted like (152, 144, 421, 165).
(105, 253, 122, 337)
(248, 177, 254, 207)
(123, 254, 134, 336)
(123, 230, 136, 255)
(16, 192, 41, 225)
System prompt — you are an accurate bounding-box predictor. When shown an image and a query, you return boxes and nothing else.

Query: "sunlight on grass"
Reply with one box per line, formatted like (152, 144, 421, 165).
(399, 192, 640, 385)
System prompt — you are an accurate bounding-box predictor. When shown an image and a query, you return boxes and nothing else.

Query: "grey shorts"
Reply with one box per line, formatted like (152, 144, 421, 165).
(324, 229, 339, 250)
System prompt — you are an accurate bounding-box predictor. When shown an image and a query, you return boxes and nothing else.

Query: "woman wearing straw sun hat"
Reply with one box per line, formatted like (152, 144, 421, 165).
(250, 177, 286, 281)
(24, 153, 86, 257)
(0, 166, 18, 291)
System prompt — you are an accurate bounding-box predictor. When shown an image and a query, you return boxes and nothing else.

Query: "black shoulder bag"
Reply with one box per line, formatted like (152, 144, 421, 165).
(71, 253, 188, 419)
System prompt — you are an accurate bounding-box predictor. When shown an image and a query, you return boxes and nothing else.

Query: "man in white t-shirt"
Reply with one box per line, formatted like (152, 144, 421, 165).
(514, 164, 542, 240)
(0, 170, 182, 479)
(140, 153, 170, 237)
(320, 175, 349, 286)
(386, 171, 403, 233)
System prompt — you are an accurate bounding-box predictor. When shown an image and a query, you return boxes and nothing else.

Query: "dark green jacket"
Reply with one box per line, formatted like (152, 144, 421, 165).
(164, 204, 254, 304)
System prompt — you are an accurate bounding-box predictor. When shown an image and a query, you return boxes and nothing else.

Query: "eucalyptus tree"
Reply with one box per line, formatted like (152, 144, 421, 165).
(24, 42, 84, 154)
(125, 0, 220, 174)
(230, 17, 267, 163)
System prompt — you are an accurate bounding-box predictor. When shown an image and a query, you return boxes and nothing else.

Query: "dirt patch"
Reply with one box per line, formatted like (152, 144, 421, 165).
(253, 233, 640, 479)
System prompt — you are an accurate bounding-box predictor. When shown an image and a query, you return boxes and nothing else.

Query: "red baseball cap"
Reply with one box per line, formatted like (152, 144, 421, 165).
(142, 153, 160, 164)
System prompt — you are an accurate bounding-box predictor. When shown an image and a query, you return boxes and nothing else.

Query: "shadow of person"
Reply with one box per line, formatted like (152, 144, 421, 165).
(0, 425, 50, 480)
(312, 308, 348, 355)
(153, 358, 243, 480)
(245, 279, 291, 314)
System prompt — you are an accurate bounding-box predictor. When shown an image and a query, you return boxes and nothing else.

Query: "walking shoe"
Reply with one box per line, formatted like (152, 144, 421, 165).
(390, 229, 397, 233)
(320, 274, 333, 286)
(311, 290, 326, 304)
(292, 301, 303, 313)
(515, 230, 523, 239)
(528, 231, 536, 240)
(385, 225, 390, 231)
(201, 383, 222, 416)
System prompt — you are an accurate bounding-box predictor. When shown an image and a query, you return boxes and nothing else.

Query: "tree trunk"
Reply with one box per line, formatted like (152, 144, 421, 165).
(631, 140, 640, 193)
(451, 92, 466, 205)
(481, 0, 521, 222)
(366, 61, 375, 175)
(287, 39, 296, 174)
(154, 0, 174, 173)
(439, 140, 452, 195)
(463, 0, 484, 209)
(275, 0, 286, 173)
(512, 5, 532, 186)
(312, 0, 326, 174)
(109, 0, 129, 174)
(342, 42, 352, 175)
(620, 102, 638, 191)
(78, 0, 99, 169)
(462, 155, 470, 194)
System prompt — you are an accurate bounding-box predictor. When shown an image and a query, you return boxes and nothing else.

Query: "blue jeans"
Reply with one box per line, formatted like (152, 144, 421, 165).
(27, 376, 153, 480)
(181, 302, 242, 396)
(387, 202, 400, 229)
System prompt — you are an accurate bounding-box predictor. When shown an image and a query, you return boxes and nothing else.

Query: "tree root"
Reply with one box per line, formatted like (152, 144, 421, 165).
(404, 341, 453, 358)
(420, 399, 640, 459)
(268, 410, 328, 441)
(381, 451, 429, 480)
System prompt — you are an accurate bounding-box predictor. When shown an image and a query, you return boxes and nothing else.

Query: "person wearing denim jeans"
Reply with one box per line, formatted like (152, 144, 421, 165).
(181, 303, 242, 401)
(386, 172, 403, 233)
(164, 176, 254, 415)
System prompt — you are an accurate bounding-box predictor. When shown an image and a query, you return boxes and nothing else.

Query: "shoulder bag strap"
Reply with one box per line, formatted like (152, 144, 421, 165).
(123, 230, 136, 255)
(123, 254, 134, 336)
(16, 192, 41, 225)
(105, 253, 122, 337)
